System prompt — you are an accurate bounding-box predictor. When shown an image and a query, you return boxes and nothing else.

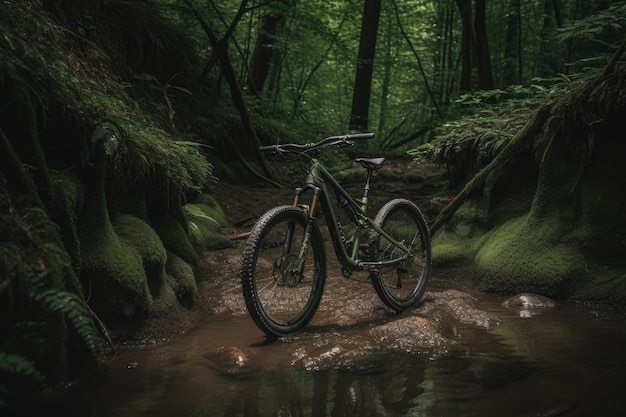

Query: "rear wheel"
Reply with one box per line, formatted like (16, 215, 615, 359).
(369, 199, 431, 312)
(240, 206, 326, 337)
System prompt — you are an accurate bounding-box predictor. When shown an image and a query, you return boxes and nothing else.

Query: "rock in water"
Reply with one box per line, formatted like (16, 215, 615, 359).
(502, 293, 558, 317)
(204, 346, 255, 376)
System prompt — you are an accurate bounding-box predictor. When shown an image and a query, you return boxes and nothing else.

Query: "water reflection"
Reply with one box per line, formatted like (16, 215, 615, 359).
(93, 297, 626, 417)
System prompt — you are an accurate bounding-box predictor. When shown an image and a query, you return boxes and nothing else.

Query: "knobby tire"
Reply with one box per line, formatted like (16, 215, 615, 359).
(369, 199, 431, 312)
(240, 206, 326, 338)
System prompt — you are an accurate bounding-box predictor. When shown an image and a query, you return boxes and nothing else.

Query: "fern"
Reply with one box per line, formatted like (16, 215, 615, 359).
(32, 289, 99, 357)
(184, 204, 219, 225)
(0, 352, 44, 384)
(92, 122, 123, 156)
(557, 3, 626, 46)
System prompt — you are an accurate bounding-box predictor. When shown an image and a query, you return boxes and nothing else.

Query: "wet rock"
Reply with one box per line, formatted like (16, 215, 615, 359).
(289, 316, 459, 371)
(502, 293, 557, 317)
(204, 346, 256, 376)
(368, 316, 452, 355)
(288, 330, 379, 371)
(421, 289, 502, 328)
(288, 289, 504, 371)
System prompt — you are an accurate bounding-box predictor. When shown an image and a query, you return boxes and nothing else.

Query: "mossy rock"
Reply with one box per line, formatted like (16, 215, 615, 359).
(79, 185, 152, 320)
(474, 214, 585, 295)
(165, 251, 198, 306)
(147, 276, 180, 317)
(112, 214, 167, 296)
(154, 215, 198, 266)
(80, 230, 152, 320)
(431, 200, 489, 265)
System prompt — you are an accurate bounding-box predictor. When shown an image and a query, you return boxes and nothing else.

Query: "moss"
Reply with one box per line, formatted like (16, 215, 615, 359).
(571, 263, 626, 305)
(165, 251, 198, 306)
(112, 214, 167, 296)
(153, 215, 198, 266)
(80, 231, 151, 319)
(431, 227, 483, 266)
(431, 200, 488, 265)
(566, 172, 626, 259)
(79, 189, 152, 320)
(146, 277, 180, 317)
(474, 215, 585, 296)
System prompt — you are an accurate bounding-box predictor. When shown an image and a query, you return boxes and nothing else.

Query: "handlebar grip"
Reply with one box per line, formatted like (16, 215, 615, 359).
(347, 132, 375, 141)
(259, 145, 278, 152)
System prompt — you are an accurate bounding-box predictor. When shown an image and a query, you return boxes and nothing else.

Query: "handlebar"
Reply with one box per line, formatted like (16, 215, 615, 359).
(259, 132, 375, 154)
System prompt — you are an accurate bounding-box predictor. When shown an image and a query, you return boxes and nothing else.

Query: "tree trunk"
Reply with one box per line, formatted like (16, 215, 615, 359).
(349, 0, 382, 131)
(456, 0, 473, 91)
(474, 0, 494, 90)
(540, 0, 564, 77)
(247, 2, 287, 95)
(377, 14, 393, 139)
(503, 0, 520, 86)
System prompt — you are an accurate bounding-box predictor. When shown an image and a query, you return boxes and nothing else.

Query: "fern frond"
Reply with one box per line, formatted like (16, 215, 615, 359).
(33, 290, 99, 356)
(183, 204, 219, 225)
(0, 352, 44, 383)
(92, 121, 122, 156)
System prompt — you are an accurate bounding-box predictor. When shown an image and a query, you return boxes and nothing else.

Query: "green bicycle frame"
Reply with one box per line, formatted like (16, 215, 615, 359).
(291, 157, 412, 272)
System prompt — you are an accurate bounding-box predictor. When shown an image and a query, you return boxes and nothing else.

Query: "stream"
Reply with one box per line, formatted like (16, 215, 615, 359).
(91, 247, 626, 417)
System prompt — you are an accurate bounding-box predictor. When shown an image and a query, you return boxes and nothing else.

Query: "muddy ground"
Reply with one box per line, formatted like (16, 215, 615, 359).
(109, 158, 486, 353)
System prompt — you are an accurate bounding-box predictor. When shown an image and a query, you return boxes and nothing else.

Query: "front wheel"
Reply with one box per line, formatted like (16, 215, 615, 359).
(240, 206, 326, 337)
(369, 199, 431, 312)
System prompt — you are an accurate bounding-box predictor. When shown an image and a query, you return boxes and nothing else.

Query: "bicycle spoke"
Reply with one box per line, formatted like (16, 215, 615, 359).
(370, 199, 431, 311)
(240, 206, 326, 337)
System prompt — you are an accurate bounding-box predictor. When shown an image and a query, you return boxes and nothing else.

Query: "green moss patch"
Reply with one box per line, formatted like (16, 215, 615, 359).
(474, 215, 584, 296)
(154, 215, 198, 266)
(431, 200, 489, 265)
(112, 214, 167, 296)
(165, 251, 198, 307)
(79, 228, 151, 319)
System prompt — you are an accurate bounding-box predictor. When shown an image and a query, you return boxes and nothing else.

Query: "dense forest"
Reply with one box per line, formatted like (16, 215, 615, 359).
(1, 0, 625, 414)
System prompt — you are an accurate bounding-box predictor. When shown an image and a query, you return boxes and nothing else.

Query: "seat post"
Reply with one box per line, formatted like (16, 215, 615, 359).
(355, 157, 385, 208)
(362, 168, 374, 202)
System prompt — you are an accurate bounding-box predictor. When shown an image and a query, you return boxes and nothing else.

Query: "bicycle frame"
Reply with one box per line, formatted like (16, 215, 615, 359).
(291, 157, 412, 272)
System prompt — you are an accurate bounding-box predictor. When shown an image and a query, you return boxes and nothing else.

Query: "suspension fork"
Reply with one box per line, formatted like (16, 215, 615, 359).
(288, 185, 321, 273)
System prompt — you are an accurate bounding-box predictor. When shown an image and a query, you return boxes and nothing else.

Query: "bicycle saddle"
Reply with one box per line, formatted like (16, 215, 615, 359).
(355, 157, 385, 170)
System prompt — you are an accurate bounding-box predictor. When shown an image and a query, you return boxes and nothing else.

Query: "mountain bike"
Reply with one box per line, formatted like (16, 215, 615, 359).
(240, 133, 432, 338)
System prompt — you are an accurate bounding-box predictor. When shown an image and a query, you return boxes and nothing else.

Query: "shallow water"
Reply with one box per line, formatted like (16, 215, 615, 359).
(93, 289, 626, 417)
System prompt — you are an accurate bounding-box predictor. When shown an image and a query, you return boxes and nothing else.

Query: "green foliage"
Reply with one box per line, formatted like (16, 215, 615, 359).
(0, 176, 102, 412)
(91, 122, 122, 157)
(184, 197, 234, 250)
(557, 2, 626, 46)
(32, 289, 99, 357)
(408, 72, 595, 183)
(0, 351, 45, 406)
